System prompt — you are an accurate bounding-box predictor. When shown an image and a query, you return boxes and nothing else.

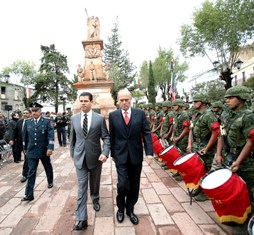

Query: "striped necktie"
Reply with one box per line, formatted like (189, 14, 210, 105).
(83, 114, 88, 137)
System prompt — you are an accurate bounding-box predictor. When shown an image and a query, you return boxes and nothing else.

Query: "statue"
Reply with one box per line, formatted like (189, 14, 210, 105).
(89, 61, 96, 81)
(87, 16, 100, 40)
(77, 64, 84, 82)
(104, 65, 111, 80)
(85, 44, 101, 59)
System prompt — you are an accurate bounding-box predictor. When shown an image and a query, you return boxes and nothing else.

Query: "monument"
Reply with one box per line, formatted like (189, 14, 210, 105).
(73, 14, 115, 117)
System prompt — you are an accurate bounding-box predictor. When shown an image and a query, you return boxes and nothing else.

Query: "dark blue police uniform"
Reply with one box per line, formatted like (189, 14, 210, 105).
(22, 115, 54, 199)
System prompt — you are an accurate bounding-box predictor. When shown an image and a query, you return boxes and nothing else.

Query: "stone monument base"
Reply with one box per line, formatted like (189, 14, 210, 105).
(72, 81, 116, 118)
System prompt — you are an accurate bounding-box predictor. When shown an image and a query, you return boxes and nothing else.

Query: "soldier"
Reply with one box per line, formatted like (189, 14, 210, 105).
(160, 101, 174, 143)
(152, 102, 164, 138)
(187, 93, 220, 201)
(215, 86, 254, 234)
(146, 103, 156, 130)
(211, 101, 223, 122)
(21, 102, 54, 202)
(171, 99, 190, 153)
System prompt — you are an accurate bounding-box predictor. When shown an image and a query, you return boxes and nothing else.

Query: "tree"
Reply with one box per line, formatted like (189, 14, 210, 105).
(190, 79, 226, 102)
(148, 61, 156, 103)
(179, 0, 254, 89)
(152, 48, 188, 101)
(243, 76, 254, 92)
(138, 60, 149, 100)
(103, 17, 137, 104)
(32, 44, 70, 112)
(0, 60, 37, 107)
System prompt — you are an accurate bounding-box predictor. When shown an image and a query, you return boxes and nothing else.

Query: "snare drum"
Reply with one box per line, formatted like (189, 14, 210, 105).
(159, 145, 181, 171)
(173, 152, 206, 190)
(200, 168, 251, 224)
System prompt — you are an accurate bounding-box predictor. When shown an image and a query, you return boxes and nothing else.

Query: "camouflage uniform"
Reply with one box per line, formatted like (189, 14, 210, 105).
(172, 99, 190, 153)
(191, 94, 220, 171)
(161, 101, 174, 144)
(153, 103, 164, 137)
(220, 86, 254, 216)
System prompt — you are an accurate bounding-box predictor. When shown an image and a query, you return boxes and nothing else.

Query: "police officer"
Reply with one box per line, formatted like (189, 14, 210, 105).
(216, 86, 254, 234)
(21, 102, 54, 202)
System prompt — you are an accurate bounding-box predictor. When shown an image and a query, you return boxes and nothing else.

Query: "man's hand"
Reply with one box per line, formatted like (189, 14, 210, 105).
(146, 155, 154, 165)
(99, 154, 107, 163)
(47, 149, 53, 156)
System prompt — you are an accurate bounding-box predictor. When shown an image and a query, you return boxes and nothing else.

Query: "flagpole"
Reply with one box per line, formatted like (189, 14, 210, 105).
(170, 60, 176, 101)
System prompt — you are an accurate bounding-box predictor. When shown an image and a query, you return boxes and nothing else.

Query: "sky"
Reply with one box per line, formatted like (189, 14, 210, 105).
(0, 0, 211, 84)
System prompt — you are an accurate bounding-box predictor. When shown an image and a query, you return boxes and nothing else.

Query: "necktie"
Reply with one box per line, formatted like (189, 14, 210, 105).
(83, 114, 88, 136)
(124, 111, 130, 125)
(34, 119, 37, 125)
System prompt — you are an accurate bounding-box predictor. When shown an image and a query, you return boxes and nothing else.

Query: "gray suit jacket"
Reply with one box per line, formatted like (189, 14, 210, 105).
(70, 111, 110, 170)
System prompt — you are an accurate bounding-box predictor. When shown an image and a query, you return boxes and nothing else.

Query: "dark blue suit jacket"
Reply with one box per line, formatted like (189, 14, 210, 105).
(109, 108, 153, 165)
(22, 117, 54, 159)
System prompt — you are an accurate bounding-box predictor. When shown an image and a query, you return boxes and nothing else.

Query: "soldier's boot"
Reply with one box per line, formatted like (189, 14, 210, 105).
(194, 191, 208, 202)
(172, 172, 182, 182)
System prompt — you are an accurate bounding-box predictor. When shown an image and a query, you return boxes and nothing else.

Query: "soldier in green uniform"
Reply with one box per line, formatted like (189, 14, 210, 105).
(215, 86, 254, 234)
(171, 99, 190, 153)
(188, 93, 220, 201)
(211, 101, 223, 122)
(160, 101, 174, 143)
(146, 103, 156, 130)
(152, 102, 164, 138)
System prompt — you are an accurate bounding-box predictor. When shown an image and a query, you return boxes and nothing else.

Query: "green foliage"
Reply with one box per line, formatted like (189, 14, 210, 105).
(243, 76, 254, 92)
(103, 17, 137, 104)
(31, 44, 70, 112)
(190, 79, 226, 102)
(148, 61, 156, 103)
(179, 0, 254, 88)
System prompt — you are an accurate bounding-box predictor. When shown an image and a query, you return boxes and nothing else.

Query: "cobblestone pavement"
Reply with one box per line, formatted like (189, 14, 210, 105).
(0, 143, 233, 235)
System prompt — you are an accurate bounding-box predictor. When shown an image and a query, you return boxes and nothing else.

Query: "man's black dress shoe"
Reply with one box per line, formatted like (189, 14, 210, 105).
(127, 212, 139, 225)
(116, 210, 124, 223)
(20, 176, 27, 183)
(48, 183, 53, 189)
(73, 220, 88, 231)
(93, 200, 100, 212)
(21, 195, 34, 202)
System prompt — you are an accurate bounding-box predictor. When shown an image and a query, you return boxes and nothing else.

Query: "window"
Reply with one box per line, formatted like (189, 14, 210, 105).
(242, 71, 246, 83)
(1, 87, 6, 99)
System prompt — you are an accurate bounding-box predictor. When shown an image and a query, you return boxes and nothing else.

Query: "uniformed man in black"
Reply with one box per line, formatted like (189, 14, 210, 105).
(21, 102, 54, 202)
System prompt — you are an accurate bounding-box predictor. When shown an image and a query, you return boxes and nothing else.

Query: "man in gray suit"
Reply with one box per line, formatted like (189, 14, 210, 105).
(70, 91, 110, 231)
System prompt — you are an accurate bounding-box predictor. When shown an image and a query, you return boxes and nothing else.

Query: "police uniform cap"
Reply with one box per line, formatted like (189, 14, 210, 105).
(29, 102, 43, 111)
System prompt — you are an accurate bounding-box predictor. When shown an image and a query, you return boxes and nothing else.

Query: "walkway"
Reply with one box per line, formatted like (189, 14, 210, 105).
(0, 143, 233, 235)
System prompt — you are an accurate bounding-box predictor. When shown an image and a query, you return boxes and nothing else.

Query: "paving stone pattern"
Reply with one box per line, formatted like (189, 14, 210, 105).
(0, 143, 233, 235)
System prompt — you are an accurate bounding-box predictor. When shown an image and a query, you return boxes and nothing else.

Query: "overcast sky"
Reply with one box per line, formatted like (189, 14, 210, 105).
(0, 0, 211, 82)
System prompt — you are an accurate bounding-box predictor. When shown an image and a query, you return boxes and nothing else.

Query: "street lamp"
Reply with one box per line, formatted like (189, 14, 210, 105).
(3, 74, 10, 83)
(234, 59, 243, 70)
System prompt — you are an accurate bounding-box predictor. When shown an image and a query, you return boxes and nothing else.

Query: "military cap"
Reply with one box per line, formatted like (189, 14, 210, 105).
(185, 103, 190, 109)
(29, 102, 43, 111)
(192, 93, 209, 103)
(224, 85, 251, 101)
(162, 101, 172, 107)
(147, 103, 154, 108)
(155, 102, 162, 108)
(211, 101, 223, 108)
(172, 99, 185, 107)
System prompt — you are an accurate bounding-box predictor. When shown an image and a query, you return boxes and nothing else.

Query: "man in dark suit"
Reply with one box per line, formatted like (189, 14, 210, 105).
(21, 102, 54, 202)
(70, 92, 110, 231)
(109, 89, 153, 225)
(13, 109, 32, 183)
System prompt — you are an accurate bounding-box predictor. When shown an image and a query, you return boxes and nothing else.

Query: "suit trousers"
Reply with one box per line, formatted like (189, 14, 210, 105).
(116, 156, 142, 213)
(22, 154, 29, 177)
(25, 156, 53, 197)
(75, 159, 102, 221)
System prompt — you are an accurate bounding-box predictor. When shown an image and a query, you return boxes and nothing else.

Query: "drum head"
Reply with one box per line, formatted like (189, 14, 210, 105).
(160, 145, 174, 155)
(248, 215, 254, 235)
(174, 153, 195, 166)
(201, 168, 232, 190)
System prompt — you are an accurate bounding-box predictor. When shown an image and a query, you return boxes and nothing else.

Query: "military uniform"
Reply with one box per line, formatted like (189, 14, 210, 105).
(153, 103, 164, 137)
(161, 101, 174, 144)
(22, 102, 54, 200)
(172, 99, 190, 153)
(220, 86, 254, 217)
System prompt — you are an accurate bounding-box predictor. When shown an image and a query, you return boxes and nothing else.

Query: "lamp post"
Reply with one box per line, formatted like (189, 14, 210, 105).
(212, 59, 243, 90)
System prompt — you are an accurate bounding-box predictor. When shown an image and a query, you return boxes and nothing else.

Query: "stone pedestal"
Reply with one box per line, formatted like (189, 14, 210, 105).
(72, 81, 115, 118)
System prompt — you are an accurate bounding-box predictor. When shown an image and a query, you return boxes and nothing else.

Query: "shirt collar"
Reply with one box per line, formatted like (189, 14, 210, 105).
(122, 108, 131, 115)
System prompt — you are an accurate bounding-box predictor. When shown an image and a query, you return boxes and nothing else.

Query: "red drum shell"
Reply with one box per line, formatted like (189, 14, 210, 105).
(173, 152, 206, 190)
(153, 139, 164, 155)
(151, 133, 159, 143)
(159, 145, 181, 170)
(200, 168, 251, 224)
